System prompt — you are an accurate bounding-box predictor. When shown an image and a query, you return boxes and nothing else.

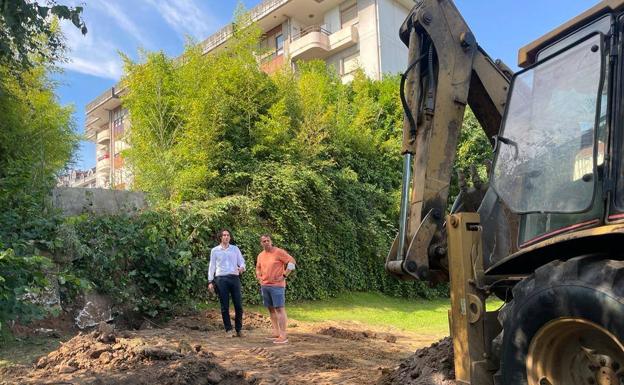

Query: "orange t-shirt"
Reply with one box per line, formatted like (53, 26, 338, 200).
(256, 247, 295, 288)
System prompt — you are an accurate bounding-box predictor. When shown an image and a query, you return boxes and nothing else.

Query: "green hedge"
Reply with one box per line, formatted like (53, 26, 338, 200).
(60, 192, 445, 319)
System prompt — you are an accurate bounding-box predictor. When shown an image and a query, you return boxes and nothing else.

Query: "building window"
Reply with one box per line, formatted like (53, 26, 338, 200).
(276, 34, 284, 56)
(112, 107, 126, 137)
(341, 52, 359, 75)
(340, 1, 357, 29)
(261, 26, 284, 60)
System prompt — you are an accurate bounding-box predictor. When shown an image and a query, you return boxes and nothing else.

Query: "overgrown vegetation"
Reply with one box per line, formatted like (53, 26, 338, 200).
(1, 8, 491, 328)
(52, 12, 485, 318)
(0, 2, 83, 332)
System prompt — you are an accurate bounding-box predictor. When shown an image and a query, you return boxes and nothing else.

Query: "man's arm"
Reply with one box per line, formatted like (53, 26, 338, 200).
(280, 250, 296, 277)
(255, 255, 263, 283)
(236, 246, 246, 273)
(208, 249, 216, 282)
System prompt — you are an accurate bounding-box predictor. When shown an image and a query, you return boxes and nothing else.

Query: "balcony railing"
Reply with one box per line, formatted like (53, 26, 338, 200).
(292, 25, 330, 41)
(250, 0, 289, 21)
(260, 54, 285, 74)
(86, 82, 126, 113)
(199, 0, 289, 54)
(97, 153, 110, 162)
(290, 24, 359, 61)
(96, 130, 110, 143)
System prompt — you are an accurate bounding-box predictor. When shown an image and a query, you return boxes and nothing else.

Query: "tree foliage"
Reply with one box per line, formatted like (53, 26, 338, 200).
(0, 60, 78, 331)
(113, 15, 451, 311)
(449, 107, 493, 205)
(0, 63, 77, 220)
(0, 0, 87, 71)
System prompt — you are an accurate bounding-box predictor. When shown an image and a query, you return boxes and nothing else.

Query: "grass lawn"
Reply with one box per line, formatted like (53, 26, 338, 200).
(247, 292, 453, 337)
(245, 292, 504, 338)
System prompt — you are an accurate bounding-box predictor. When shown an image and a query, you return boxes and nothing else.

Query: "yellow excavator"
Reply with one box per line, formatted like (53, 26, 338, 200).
(386, 1, 624, 384)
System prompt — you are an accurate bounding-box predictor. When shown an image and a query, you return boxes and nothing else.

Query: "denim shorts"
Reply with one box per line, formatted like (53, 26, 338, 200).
(261, 286, 286, 308)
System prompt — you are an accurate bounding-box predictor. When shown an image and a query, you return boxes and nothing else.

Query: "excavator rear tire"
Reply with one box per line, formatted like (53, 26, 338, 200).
(495, 256, 624, 385)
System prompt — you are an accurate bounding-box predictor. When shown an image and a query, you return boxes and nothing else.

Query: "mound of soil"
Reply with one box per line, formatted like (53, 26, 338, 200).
(318, 326, 377, 341)
(7, 325, 255, 385)
(376, 337, 456, 385)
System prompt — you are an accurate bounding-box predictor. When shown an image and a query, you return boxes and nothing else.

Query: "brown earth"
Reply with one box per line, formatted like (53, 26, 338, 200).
(1, 310, 450, 385)
(376, 337, 456, 385)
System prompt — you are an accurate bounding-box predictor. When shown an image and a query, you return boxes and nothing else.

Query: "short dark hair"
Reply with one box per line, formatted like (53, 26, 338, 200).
(218, 229, 232, 242)
(260, 233, 271, 239)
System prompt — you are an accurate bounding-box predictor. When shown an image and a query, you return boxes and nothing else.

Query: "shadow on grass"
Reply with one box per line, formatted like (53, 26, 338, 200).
(0, 334, 70, 368)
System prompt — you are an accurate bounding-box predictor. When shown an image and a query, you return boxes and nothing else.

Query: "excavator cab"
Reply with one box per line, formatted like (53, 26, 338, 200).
(387, 1, 624, 384)
(493, 19, 609, 248)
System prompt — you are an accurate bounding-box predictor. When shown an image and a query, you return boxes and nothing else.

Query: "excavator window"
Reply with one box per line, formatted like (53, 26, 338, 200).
(492, 33, 605, 215)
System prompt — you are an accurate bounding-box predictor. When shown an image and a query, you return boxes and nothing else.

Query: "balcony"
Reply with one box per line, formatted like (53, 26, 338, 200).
(97, 153, 110, 170)
(85, 83, 126, 139)
(289, 25, 330, 60)
(114, 153, 124, 169)
(199, 0, 289, 54)
(260, 54, 285, 74)
(96, 129, 110, 144)
(290, 24, 359, 61)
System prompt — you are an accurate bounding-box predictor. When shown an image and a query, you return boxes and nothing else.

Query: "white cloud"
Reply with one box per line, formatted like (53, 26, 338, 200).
(92, 1, 152, 48)
(59, 0, 219, 79)
(143, 0, 219, 41)
(60, 20, 124, 80)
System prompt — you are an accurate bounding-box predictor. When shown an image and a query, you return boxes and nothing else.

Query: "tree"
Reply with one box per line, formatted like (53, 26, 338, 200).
(122, 11, 273, 203)
(0, 0, 87, 71)
(0, 62, 77, 226)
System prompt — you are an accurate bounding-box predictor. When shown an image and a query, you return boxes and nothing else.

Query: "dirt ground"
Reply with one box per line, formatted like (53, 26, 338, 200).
(377, 337, 456, 385)
(0, 310, 450, 385)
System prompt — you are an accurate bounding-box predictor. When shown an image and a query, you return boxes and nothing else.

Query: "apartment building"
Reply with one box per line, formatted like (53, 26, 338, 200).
(57, 167, 97, 188)
(86, 0, 415, 189)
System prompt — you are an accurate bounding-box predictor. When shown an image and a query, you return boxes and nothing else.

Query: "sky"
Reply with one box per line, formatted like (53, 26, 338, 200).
(55, 0, 601, 170)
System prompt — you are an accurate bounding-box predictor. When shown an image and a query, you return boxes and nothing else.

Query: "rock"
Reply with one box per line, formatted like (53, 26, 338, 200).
(98, 352, 113, 364)
(89, 344, 111, 359)
(137, 346, 183, 360)
(193, 344, 202, 352)
(35, 357, 48, 369)
(206, 369, 223, 384)
(75, 293, 113, 329)
(58, 364, 78, 374)
(97, 333, 116, 344)
(177, 340, 193, 354)
(97, 321, 115, 335)
(385, 335, 397, 343)
(35, 328, 61, 338)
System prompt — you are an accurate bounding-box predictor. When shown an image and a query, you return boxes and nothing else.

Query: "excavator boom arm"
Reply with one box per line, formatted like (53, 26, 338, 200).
(386, 0, 511, 280)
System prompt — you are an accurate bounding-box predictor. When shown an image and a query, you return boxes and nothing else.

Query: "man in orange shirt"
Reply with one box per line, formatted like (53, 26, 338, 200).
(255, 234, 296, 344)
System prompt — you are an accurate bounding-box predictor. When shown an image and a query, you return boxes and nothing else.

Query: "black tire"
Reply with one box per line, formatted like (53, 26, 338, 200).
(495, 256, 624, 384)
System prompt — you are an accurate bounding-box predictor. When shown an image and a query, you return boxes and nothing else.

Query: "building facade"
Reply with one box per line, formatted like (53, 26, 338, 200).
(57, 167, 97, 188)
(85, 0, 414, 189)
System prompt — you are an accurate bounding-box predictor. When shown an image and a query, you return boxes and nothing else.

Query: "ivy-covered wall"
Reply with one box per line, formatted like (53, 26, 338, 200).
(59, 195, 446, 319)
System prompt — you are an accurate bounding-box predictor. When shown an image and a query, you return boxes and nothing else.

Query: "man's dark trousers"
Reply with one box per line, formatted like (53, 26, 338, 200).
(214, 274, 243, 332)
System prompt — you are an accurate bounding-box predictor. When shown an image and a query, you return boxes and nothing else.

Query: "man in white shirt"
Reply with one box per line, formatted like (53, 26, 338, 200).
(208, 229, 246, 337)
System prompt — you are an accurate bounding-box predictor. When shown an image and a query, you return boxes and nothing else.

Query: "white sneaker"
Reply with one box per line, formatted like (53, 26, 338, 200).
(225, 330, 235, 338)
